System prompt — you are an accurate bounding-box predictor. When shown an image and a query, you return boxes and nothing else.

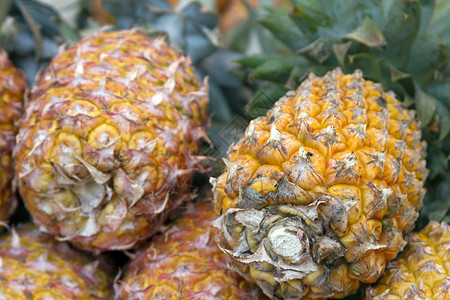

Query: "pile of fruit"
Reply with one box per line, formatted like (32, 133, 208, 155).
(0, 0, 449, 299)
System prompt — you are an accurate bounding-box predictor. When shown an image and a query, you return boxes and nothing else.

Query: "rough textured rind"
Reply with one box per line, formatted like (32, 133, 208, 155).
(0, 224, 114, 299)
(14, 29, 209, 253)
(115, 196, 266, 300)
(0, 47, 26, 222)
(365, 221, 450, 300)
(212, 68, 428, 299)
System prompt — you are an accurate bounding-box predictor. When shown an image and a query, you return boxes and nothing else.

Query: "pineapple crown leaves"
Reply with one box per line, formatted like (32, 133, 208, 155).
(239, 0, 450, 140)
(104, 0, 219, 64)
(223, 0, 290, 55)
(417, 146, 450, 226)
(0, 0, 79, 84)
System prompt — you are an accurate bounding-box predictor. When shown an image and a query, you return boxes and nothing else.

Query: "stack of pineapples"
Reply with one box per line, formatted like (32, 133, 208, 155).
(0, 0, 449, 299)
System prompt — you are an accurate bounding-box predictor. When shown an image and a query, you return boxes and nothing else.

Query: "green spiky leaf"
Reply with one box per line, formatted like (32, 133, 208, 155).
(332, 41, 352, 67)
(435, 101, 450, 141)
(418, 0, 435, 34)
(405, 34, 448, 84)
(298, 37, 333, 63)
(388, 63, 410, 82)
(345, 17, 386, 48)
(379, 13, 419, 68)
(250, 0, 450, 140)
(250, 56, 309, 83)
(56, 18, 80, 43)
(428, 0, 450, 47)
(427, 145, 448, 179)
(415, 83, 437, 128)
(236, 54, 282, 68)
(259, 7, 307, 51)
(290, 0, 331, 37)
(223, 0, 289, 55)
(425, 81, 450, 109)
(348, 53, 382, 81)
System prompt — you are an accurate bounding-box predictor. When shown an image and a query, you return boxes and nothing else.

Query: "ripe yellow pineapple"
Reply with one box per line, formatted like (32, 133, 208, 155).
(365, 221, 450, 300)
(211, 68, 428, 299)
(0, 47, 26, 222)
(0, 224, 114, 299)
(115, 195, 267, 300)
(14, 29, 209, 253)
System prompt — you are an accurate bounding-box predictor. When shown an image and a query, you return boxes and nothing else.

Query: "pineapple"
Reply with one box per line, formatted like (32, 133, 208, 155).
(211, 68, 428, 299)
(236, 0, 450, 228)
(365, 221, 450, 300)
(0, 47, 26, 222)
(114, 194, 266, 300)
(0, 224, 114, 299)
(14, 29, 209, 253)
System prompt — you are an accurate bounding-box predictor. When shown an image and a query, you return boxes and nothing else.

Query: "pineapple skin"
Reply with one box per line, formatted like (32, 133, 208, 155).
(115, 197, 266, 300)
(0, 224, 114, 299)
(0, 47, 26, 222)
(14, 30, 209, 253)
(211, 69, 428, 299)
(365, 221, 450, 300)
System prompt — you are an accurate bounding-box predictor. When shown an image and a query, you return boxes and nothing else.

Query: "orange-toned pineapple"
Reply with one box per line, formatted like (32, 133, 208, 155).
(0, 47, 26, 222)
(115, 196, 266, 300)
(211, 68, 428, 299)
(0, 224, 114, 299)
(14, 30, 209, 253)
(365, 221, 450, 300)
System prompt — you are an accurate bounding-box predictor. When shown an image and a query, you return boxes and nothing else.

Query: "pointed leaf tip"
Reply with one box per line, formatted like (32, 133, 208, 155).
(298, 37, 332, 63)
(345, 17, 386, 48)
(388, 64, 410, 82)
(332, 41, 352, 67)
